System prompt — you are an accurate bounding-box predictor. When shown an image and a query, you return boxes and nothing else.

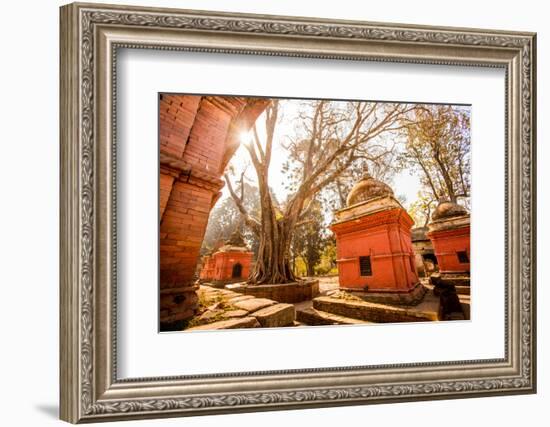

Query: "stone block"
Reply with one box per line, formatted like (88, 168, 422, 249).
(252, 303, 295, 327)
(455, 285, 471, 295)
(187, 316, 260, 331)
(459, 296, 471, 320)
(341, 283, 427, 306)
(313, 296, 438, 323)
(224, 309, 249, 318)
(430, 273, 470, 289)
(225, 280, 319, 303)
(227, 295, 255, 304)
(219, 290, 240, 298)
(296, 307, 366, 326)
(199, 309, 223, 321)
(233, 298, 276, 312)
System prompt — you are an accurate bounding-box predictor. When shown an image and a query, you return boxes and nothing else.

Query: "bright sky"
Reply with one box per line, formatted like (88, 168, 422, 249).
(219, 99, 454, 222)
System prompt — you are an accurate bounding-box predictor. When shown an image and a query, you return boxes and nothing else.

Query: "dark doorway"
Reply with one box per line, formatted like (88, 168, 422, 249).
(423, 253, 438, 265)
(232, 263, 243, 278)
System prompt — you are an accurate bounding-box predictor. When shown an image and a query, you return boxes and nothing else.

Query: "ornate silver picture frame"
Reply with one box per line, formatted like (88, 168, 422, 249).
(60, 2, 536, 423)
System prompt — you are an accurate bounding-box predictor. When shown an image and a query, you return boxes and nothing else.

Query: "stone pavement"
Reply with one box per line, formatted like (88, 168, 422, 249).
(187, 278, 463, 331)
(185, 285, 295, 331)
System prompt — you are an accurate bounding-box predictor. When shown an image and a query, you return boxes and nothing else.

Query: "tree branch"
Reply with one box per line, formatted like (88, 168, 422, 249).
(224, 173, 261, 234)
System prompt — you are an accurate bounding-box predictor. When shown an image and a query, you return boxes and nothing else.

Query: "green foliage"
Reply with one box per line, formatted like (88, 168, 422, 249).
(315, 236, 338, 275)
(291, 199, 327, 276)
(293, 256, 307, 277)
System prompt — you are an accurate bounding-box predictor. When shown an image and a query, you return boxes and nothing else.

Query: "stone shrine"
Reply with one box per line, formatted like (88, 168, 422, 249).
(330, 173, 419, 296)
(199, 230, 254, 285)
(427, 200, 470, 276)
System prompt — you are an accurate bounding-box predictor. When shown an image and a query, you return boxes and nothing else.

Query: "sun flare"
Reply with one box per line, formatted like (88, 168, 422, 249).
(239, 130, 253, 145)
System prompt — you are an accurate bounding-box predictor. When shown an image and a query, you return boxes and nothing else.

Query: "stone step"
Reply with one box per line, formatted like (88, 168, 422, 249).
(292, 321, 307, 327)
(455, 285, 471, 295)
(233, 298, 276, 312)
(313, 296, 439, 323)
(252, 303, 295, 327)
(187, 316, 260, 331)
(296, 307, 371, 326)
(459, 296, 471, 320)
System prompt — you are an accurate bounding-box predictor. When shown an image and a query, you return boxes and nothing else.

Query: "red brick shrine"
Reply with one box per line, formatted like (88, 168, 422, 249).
(427, 200, 470, 275)
(199, 255, 216, 281)
(199, 231, 254, 283)
(330, 174, 419, 293)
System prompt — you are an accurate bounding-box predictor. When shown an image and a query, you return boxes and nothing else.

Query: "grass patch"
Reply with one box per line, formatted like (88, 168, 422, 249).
(184, 290, 240, 329)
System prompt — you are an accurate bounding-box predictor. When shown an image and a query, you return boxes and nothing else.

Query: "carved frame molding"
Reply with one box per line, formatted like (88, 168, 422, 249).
(60, 2, 536, 423)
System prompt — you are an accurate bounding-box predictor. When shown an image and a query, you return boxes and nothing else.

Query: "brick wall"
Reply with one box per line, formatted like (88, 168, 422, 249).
(158, 94, 270, 330)
(159, 94, 201, 158)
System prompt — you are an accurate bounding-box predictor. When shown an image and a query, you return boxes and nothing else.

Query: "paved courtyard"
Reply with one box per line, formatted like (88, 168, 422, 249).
(292, 275, 339, 312)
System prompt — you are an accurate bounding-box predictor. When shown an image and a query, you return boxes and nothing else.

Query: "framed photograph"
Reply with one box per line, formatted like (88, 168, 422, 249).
(60, 2, 536, 423)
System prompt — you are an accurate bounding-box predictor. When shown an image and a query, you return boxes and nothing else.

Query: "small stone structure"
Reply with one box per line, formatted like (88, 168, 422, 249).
(330, 173, 419, 295)
(427, 200, 470, 275)
(199, 230, 254, 285)
(411, 226, 438, 277)
(226, 279, 319, 303)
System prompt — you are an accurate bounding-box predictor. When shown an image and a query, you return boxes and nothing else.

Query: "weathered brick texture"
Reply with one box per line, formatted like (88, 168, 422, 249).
(159, 94, 201, 158)
(159, 170, 175, 218)
(160, 181, 213, 286)
(158, 94, 270, 330)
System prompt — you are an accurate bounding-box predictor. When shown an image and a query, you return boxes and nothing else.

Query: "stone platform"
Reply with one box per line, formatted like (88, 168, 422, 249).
(459, 294, 471, 319)
(296, 307, 370, 326)
(336, 282, 427, 306)
(186, 281, 465, 330)
(295, 286, 444, 325)
(185, 285, 295, 331)
(226, 279, 319, 303)
(199, 279, 241, 289)
(311, 294, 440, 323)
(430, 273, 470, 294)
(455, 285, 471, 295)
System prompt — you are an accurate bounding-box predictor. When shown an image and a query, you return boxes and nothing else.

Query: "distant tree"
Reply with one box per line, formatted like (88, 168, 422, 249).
(201, 178, 260, 255)
(396, 193, 408, 206)
(400, 105, 471, 204)
(291, 200, 325, 277)
(408, 190, 435, 227)
(316, 234, 338, 275)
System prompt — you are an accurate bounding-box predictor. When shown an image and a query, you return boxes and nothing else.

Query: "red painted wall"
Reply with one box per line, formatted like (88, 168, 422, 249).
(200, 251, 254, 281)
(428, 226, 470, 274)
(331, 208, 418, 292)
(199, 255, 215, 280)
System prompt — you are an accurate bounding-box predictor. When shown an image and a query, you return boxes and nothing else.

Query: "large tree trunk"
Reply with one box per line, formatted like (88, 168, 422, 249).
(250, 218, 297, 284)
(432, 144, 457, 202)
(245, 157, 298, 284)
